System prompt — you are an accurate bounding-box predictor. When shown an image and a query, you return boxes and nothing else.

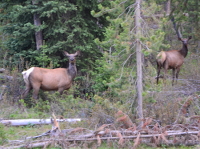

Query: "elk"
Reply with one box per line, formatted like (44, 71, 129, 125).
(156, 36, 192, 85)
(22, 51, 80, 99)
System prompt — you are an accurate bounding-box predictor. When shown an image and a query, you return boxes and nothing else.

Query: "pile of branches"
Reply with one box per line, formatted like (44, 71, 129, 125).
(1, 111, 200, 149)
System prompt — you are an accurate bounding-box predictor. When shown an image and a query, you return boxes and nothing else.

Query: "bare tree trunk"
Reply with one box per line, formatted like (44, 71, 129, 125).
(135, 0, 143, 122)
(32, 0, 43, 50)
(166, 0, 171, 16)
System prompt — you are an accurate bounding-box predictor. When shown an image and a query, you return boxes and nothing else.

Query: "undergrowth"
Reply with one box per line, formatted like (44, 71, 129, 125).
(0, 54, 199, 148)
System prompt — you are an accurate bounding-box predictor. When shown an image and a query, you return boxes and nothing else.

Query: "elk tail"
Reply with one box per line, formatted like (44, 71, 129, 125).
(156, 51, 166, 66)
(22, 67, 35, 86)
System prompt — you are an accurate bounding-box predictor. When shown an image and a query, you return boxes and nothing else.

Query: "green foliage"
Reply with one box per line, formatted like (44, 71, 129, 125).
(91, 0, 167, 109)
(34, 99, 51, 113)
(155, 0, 197, 40)
(0, 0, 108, 70)
(34, 45, 53, 67)
(0, 124, 7, 145)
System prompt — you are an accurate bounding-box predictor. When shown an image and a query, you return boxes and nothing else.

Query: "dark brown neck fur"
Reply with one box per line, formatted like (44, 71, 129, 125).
(67, 63, 77, 80)
(179, 44, 188, 58)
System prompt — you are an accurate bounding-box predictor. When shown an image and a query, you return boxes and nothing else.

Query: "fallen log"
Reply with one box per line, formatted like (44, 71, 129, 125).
(0, 118, 82, 126)
(6, 129, 200, 143)
(0, 68, 5, 73)
(3, 141, 51, 149)
(0, 75, 13, 80)
(1, 113, 200, 149)
(47, 130, 200, 141)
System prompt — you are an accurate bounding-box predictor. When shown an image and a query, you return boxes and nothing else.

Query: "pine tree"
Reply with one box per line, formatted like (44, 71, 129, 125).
(92, 0, 168, 112)
(0, 0, 108, 70)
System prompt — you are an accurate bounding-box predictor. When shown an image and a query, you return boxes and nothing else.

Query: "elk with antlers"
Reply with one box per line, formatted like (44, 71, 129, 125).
(156, 36, 192, 85)
(22, 51, 80, 99)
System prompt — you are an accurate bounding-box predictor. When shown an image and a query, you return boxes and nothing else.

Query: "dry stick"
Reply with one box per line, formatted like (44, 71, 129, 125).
(3, 129, 199, 149)
(14, 126, 200, 140)
(173, 97, 193, 124)
(4, 131, 199, 149)
(5, 139, 199, 149)
(26, 130, 51, 139)
(55, 131, 200, 141)
(7, 130, 200, 143)
(3, 141, 51, 149)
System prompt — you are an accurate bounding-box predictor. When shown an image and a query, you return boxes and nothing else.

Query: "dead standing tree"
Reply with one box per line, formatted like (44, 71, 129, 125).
(135, 0, 143, 124)
(32, 0, 43, 50)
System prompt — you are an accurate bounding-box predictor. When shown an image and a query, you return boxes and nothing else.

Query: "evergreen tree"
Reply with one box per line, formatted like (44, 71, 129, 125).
(0, 0, 108, 71)
(92, 0, 168, 111)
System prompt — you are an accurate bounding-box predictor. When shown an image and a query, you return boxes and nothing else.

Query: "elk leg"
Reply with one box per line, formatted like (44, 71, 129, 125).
(22, 85, 32, 99)
(156, 63, 161, 84)
(163, 69, 167, 84)
(176, 67, 181, 84)
(32, 83, 40, 99)
(157, 69, 161, 84)
(58, 88, 65, 95)
(32, 88, 40, 99)
(163, 61, 169, 84)
(172, 68, 175, 86)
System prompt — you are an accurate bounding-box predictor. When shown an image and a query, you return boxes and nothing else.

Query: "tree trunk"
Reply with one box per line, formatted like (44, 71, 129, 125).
(32, 0, 43, 50)
(165, 0, 171, 15)
(135, 0, 143, 122)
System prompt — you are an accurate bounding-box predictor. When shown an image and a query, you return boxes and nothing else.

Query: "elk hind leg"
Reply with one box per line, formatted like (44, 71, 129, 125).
(163, 69, 167, 84)
(58, 88, 65, 95)
(32, 83, 41, 99)
(156, 63, 161, 84)
(163, 61, 169, 85)
(22, 85, 32, 99)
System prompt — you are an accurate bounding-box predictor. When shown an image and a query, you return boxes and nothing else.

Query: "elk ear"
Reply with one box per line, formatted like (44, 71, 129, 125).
(74, 51, 80, 57)
(178, 37, 182, 41)
(63, 51, 70, 57)
(188, 36, 192, 40)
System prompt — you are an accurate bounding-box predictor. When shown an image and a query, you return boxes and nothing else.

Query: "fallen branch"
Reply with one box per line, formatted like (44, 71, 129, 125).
(1, 113, 200, 149)
(59, 130, 200, 141)
(3, 141, 51, 149)
(0, 118, 82, 126)
(3, 130, 200, 149)
(6, 129, 200, 143)
(0, 68, 5, 73)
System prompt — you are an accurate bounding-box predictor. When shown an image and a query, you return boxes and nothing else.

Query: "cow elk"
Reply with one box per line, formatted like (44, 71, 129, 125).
(22, 51, 80, 99)
(156, 36, 192, 85)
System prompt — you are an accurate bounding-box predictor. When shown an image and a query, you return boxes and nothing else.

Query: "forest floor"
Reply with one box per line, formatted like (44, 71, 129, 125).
(0, 55, 200, 148)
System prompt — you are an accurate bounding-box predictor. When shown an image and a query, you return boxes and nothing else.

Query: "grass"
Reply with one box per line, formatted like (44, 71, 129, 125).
(0, 55, 200, 148)
(21, 143, 199, 149)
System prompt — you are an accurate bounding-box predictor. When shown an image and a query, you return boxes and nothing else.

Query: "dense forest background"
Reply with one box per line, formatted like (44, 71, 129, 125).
(0, 0, 200, 141)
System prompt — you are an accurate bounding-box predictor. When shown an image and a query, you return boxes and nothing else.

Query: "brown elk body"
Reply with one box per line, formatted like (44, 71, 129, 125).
(22, 51, 80, 99)
(156, 36, 192, 85)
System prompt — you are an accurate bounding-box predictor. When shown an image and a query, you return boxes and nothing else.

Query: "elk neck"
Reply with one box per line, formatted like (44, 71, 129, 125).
(179, 43, 188, 58)
(67, 62, 77, 80)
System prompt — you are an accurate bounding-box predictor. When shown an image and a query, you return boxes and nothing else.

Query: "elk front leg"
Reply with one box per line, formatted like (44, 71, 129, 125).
(175, 67, 181, 84)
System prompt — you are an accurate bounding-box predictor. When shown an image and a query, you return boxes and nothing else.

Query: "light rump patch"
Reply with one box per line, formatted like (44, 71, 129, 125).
(22, 67, 35, 85)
